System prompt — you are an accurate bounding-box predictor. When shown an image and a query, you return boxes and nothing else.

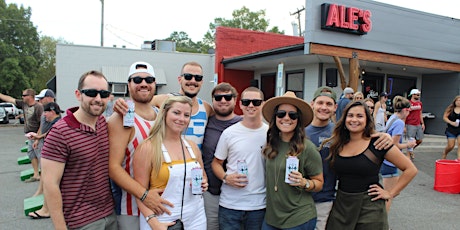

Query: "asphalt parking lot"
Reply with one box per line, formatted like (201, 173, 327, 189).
(0, 124, 459, 230)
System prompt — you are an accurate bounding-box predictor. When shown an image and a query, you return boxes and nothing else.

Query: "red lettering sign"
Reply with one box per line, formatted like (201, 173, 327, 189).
(321, 3, 372, 35)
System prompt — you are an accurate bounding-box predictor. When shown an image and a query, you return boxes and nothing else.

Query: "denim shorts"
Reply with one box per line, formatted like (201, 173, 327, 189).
(446, 130, 460, 139)
(380, 163, 399, 178)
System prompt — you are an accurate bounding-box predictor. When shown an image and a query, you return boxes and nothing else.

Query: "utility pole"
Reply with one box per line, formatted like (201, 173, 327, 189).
(100, 0, 104, 47)
(290, 7, 305, 37)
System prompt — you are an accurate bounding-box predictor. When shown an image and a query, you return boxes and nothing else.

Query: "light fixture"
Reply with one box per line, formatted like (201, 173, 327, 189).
(402, 67, 407, 71)
(361, 69, 366, 75)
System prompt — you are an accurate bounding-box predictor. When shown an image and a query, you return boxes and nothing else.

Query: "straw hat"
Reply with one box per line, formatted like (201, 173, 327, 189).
(262, 91, 313, 127)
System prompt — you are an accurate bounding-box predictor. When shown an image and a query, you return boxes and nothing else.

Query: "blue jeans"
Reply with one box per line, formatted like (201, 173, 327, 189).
(262, 218, 317, 230)
(219, 206, 265, 230)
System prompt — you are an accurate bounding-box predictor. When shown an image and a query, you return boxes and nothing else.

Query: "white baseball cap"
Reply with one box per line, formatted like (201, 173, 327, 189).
(409, 89, 421, 96)
(128, 61, 155, 79)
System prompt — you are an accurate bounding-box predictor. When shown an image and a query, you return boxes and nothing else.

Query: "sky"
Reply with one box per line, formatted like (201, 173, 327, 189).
(4, 0, 460, 49)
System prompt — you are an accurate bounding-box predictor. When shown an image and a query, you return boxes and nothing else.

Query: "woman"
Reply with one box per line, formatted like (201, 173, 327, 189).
(374, 92, 388, 132)
(353, 92, 364, 101)
(325, 101, 417, 230)
(441, 95, 460, 159)
(261, 91, 324, 230)
(134, 96, 208, 230)
(363, 98, 375, 115)
(381, 96, 416, 212)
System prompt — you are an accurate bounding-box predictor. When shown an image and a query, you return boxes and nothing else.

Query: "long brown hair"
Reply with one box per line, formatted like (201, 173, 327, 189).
(444, 95, 460, 115)
(323, 100, 375, 166)
(262, 105, 306, 159)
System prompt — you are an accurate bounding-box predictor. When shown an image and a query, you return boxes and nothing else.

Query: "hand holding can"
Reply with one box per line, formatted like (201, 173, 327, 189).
(191, 167, 203, 195)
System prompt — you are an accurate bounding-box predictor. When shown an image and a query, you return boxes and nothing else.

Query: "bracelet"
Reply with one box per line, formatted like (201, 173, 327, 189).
(145, 213, 157, 222)
(140, 189, 149, 202)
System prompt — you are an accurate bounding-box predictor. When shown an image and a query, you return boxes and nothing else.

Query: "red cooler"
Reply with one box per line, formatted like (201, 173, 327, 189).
(434, 159, 460, 194)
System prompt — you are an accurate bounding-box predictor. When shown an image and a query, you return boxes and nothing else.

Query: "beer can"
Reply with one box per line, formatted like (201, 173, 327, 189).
(407, 137, 415, 152)
(237, 160, 248, 176)
(123, 100, 135, 128)
(191, 167, 203, 195)
(285, 156, 299, 184)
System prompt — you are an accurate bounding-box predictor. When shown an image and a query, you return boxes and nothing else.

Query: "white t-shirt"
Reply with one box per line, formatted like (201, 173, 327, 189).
(214, 122, 268, 211)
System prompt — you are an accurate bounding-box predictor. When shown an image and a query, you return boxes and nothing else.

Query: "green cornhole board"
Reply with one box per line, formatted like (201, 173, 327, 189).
(23, 194, 44, 216)
(20, 168, 34, 181)
(17, 155, 31, 165)
(21, 146, 28, 153)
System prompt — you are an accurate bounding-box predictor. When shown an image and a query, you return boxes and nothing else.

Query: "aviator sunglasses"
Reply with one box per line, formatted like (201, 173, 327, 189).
(182, 73, 203, 82)
(128, 76, 155, 84)
(80, 89, 111, 98)
(241, 99, 263, 107)
(275, 110, 299, 120)
(213, 94, 234, 101)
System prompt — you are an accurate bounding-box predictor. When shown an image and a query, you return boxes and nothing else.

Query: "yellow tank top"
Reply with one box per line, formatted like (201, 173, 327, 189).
(150, 159, 196, 190)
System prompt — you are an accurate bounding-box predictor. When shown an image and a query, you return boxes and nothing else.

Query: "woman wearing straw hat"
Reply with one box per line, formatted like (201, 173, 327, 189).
(262, 91, 324, 230)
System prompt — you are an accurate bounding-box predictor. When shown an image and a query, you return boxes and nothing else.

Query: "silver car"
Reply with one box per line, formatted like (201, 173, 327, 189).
(0, 107, 9, 124)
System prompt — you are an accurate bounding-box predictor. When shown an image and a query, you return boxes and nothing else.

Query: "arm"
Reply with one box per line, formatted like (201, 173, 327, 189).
(391, 134, 415, 150)
(203, 100, 215, 117)
(133, 141, 174, 229)
(151, 94, 169, 108)
(0, 93, 17, 104)
(369, 146, 417, 201)
(41, 158, 67, 230)
(443, 109, 457, 126)
(420, 105, 425, 131)
(212, 157, 247, 188)
(108, 114, 173, 215)
(373, 101, 380, 120)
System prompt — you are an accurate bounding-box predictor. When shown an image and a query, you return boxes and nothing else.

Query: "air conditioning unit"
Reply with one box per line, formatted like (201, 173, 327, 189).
(112, 83, 127, 94)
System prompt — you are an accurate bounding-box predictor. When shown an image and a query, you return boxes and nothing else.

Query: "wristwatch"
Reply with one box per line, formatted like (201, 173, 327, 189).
(223, 174, 228, 184)
(305, 179, 311, 189)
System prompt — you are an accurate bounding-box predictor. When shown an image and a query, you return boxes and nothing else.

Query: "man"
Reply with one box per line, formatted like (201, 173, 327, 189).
(335, 87, 354, 121)
(406, 88, 424, 159)
(41, 71, 116, 229)
(108, 61, 173, 229)
(202, 82, 242, 229)
(0, 89, 43, 182)
(114, 61, 213, 148)
(306, 86, 394, 230)
(212, 87, 267, 229)
(35, 89, 56, 104)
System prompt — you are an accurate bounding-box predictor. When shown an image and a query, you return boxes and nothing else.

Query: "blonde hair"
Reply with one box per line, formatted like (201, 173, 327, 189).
(353, 92, 364, 101)
(146, 96, 193, 176)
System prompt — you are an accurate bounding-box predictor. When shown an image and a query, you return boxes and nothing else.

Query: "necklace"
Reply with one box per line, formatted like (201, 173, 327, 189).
(273, 154, 287, 192)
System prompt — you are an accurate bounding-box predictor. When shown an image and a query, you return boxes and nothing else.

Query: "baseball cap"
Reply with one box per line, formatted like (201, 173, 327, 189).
(128, 61, 155, 79)
(409, 89, 421, 96)
(313, 86, 337, 101)
(43, 102, 63, 113)
(35, 89, 55, 100)
(343, 87, 354, 94)
(380, 92, 389, 97)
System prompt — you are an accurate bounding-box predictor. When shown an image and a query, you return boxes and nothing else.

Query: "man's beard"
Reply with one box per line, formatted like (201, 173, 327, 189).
(183, 91, 197, 98)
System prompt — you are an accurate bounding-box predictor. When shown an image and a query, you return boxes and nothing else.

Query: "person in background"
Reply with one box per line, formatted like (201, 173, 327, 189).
(104, 94, 115, 119)
(41, 70, 117, 229)
(108, 61, 173, 230)
(335, 87, 354, 122)
(382, 96, 416, 212)
(363, 98, 375, 115)
(27, 102, 63, 219)
(212, 87, 267, 230)
(0, 89, 43, 182)
(307, 87, 393, 230)
(133, 96, 208, 229)
(261, 91, 323, 230)
(325, 101, 417, 229)
(374, 92, 388, 132)
(405, 89, 424, 160)
(353, 92, 364, 101)
(202, 82, 242, 229)
(441, 95, 460, 160)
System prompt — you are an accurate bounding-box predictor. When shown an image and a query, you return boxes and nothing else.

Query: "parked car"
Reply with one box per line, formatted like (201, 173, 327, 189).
(0, 107, 9, 124)
(0, 102, 21, 118)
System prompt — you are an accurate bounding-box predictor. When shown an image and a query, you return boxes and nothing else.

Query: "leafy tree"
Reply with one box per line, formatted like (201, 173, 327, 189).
(0, 0, 40, 97)
(165, 31, 201, 53)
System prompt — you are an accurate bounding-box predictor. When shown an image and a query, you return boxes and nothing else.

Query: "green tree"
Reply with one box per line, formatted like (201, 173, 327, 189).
(165, 31, 201, 53)
(202, 6, 284, 50)
(0, 0, 40, 97)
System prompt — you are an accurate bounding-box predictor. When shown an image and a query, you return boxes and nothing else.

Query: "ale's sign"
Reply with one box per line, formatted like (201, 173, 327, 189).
(321, 3, 372, 35)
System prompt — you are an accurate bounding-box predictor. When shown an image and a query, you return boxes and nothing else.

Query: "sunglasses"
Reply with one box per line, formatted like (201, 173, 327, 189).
(128, 76, 155, 84)
(182, 73, 203, 82)
(241, 99, 262, 107)
(80, 89, 111, 98)
(368, 106, 374, 109)
(275, 110, 299, 120)
(213, 94, 234, 101)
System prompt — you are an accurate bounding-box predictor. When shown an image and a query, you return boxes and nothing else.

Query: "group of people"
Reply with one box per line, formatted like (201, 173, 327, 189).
(3, 58, 457, 230)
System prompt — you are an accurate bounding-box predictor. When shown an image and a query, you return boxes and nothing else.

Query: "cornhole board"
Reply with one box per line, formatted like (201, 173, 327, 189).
(17, 155, 31, 165)
(20, 168, 35, 181)
(21, 146, 28, 153)
(23, 194, 44, 216)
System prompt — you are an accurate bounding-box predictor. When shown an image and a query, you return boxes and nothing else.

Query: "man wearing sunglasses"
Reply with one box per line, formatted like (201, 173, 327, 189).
(114, 61, 213, 149)
(212, 87, 268, 229)
(41, 70, 117, 229)
(0, 89, 43, 183)
(108, 61, 173, 230)
(202, 83, 242, 229)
